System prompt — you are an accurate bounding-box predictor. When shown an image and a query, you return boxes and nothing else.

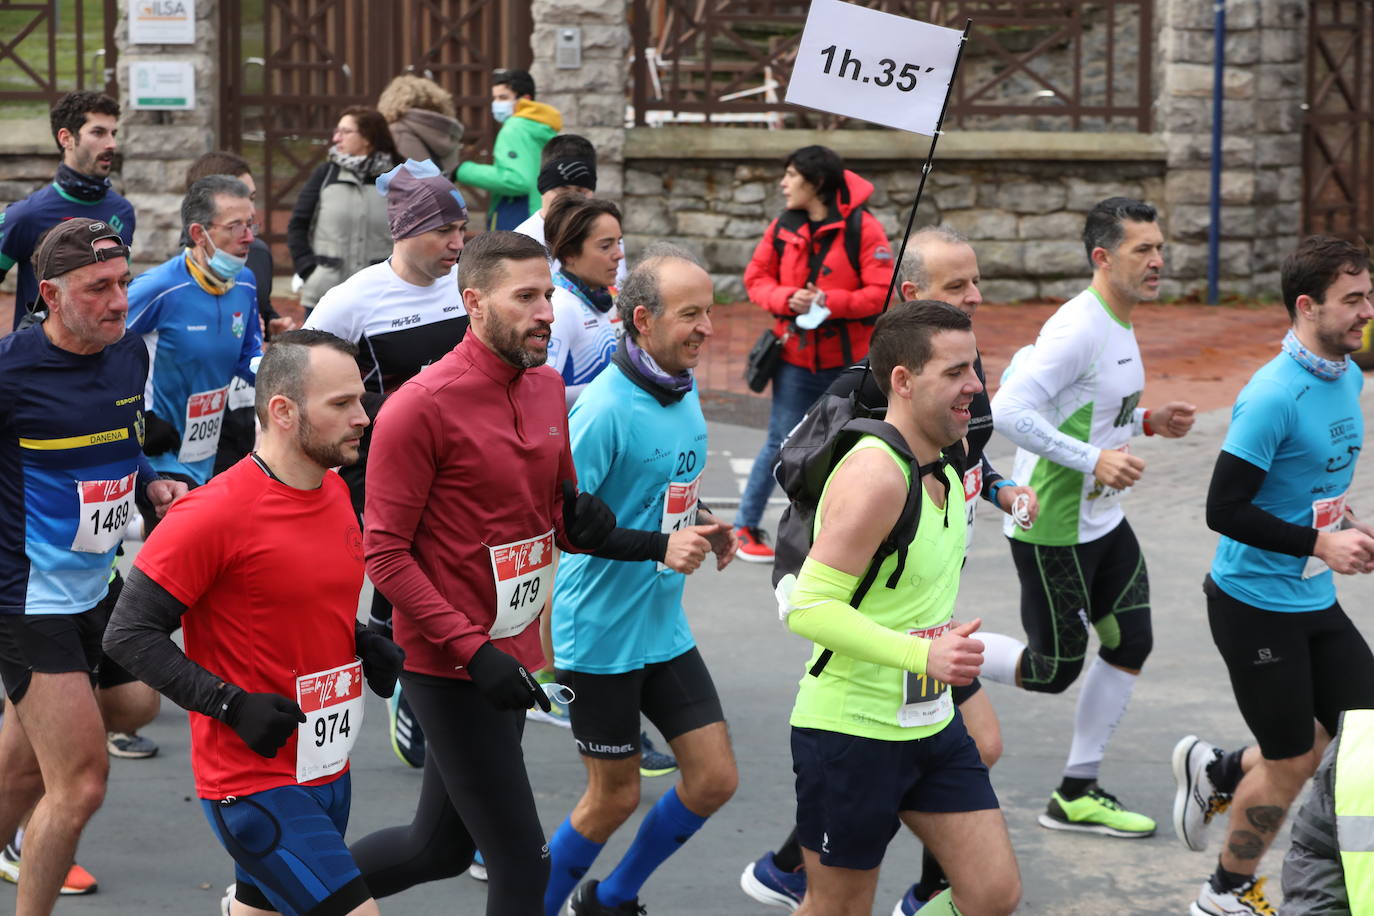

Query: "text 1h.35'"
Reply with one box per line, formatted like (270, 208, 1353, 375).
(819, 45, 935, 91)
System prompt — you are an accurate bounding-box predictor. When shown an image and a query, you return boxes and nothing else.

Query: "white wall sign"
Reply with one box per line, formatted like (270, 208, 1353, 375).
(129, 0, 196, 45)
(130, 61, 196, 110)
(784, 0, 963, 136)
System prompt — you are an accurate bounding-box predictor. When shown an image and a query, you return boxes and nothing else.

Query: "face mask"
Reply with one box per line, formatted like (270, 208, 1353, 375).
(491, 99, 515, 123)
(202, 232, 248, 280)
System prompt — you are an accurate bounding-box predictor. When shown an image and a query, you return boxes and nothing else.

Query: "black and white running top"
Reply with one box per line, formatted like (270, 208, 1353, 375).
(304, 260, 468, 397)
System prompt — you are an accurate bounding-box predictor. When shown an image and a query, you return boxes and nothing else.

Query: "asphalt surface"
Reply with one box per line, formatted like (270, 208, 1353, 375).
(9, 398, 1374, 915)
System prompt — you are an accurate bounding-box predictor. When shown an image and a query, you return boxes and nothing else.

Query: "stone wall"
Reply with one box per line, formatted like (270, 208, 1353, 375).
(621, 128, 1167, 303)
(1157, 0, 1307, 297)
(114, 0, 220, 275)
(529, 0, 629, 199)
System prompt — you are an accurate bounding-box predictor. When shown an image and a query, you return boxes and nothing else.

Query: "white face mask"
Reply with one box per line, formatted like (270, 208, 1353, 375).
(491, 99, 516, 123)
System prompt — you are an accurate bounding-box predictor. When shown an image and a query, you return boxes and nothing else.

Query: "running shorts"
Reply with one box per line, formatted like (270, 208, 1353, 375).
(202, 771, 370, 916)
(556, 647, 725, 760)
(791, 709, 998, 870)
(1205, 573, 1374, 759)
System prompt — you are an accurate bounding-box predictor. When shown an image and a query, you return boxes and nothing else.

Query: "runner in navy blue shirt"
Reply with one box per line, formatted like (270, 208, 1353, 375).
(0, 219, 185, 914)
(0, 92, 135, 330)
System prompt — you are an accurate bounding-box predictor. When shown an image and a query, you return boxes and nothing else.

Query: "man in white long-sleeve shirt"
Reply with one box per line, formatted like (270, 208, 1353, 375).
(982, 197, 1197, 840)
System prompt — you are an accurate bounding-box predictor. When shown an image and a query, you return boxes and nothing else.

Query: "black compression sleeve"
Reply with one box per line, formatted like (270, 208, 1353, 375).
(1206, 450, 1320, 558)
(103, 566, 244, 720)
(591, 527, 670, 563)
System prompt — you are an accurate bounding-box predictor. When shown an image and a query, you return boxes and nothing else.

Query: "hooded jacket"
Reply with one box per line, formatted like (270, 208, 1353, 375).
(744, 169, 894, 371)
(389, 108, 465, 176)
(287, 161, 393, 310)
(456, 98, 562, 230)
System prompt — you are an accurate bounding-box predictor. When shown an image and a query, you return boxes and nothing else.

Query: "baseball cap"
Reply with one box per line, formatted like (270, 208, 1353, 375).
(33, 218, 130, 281)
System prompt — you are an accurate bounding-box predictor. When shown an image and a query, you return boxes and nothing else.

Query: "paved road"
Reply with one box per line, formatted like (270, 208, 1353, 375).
(9, 400, 1374, 915)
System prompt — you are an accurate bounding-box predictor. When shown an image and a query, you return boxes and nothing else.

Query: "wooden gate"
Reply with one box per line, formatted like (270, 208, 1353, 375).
(218, 0, 533, 252)
(0, 0, 119, 116)
(1304, 0, 1374, 242)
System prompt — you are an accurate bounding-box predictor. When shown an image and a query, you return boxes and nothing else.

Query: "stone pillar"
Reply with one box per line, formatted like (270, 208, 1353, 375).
(115, 0, 220, 273)
(1157, 0, 1306, 298)
(529, 0, 629, 199)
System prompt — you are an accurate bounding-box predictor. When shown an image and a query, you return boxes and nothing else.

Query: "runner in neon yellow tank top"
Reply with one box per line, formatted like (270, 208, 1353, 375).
(982, 197, 1199, 842)
(780, 300, 1020, 916)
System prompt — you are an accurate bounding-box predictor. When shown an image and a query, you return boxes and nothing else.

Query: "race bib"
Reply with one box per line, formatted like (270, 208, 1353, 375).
(1086, 480, 1129, 517)
(659, 473, 702, 572)
(1302, 492, 1349, 579)
(489, 530, 555, 639)
(179, 385, 229, 463)
(295, 659, 364, 783)
(226, 376, 255, 411)
(962, 464, 983, 554)
(71, 472, 137, 554)
(899, 618, 954, 728)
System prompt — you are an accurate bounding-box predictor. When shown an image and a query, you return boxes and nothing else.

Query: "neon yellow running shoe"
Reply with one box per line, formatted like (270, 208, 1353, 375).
(1038, 784, 1156, 838)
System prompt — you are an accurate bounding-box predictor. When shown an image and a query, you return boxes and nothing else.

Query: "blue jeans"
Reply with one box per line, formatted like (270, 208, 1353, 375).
(736, 361, 845, 529)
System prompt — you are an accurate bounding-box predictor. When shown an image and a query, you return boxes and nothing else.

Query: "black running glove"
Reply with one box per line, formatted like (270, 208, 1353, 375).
(466, 642, 551, 713)
(142, 411, 181, 456)
(223, 691, 307, 758)
(561, 480, 616, 551)
(356, 626, 405, 698)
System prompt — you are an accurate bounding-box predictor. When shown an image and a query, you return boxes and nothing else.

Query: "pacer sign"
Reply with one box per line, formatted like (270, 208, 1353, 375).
(785, 0, 963, 136)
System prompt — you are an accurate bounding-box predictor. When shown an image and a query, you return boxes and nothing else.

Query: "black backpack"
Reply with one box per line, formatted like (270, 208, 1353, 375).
(770, 369, 953, 677)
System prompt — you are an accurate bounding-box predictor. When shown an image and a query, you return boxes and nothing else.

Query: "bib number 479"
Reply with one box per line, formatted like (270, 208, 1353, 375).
(508, 577, 541, 611)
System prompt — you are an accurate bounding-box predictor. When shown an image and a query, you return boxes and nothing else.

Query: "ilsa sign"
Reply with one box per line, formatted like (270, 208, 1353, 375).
(784, 0, 963, 136)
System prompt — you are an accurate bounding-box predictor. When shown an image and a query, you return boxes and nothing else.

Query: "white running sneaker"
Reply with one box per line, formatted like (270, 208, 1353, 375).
(1173, 734, 1231, 852)
(1191, 876, 1276, 915)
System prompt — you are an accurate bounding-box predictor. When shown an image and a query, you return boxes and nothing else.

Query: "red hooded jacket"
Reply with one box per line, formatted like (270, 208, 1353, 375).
(744, 169, 894, 371)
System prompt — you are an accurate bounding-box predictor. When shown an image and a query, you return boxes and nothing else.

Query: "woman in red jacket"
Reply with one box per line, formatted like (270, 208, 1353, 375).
(733, 145, 894, 561)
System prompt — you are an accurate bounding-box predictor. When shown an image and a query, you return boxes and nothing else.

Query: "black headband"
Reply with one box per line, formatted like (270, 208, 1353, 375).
(538, 157, 597, 194)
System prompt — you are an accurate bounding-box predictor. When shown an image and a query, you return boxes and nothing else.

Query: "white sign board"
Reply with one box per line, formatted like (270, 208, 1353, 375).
(128, 0, 196, 45)
(785, 0, 963, 136)
(129, 61, 196, 110)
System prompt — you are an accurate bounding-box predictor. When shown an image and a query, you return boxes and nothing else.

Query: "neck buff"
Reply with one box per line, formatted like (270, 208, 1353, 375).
(328, 146, 398, 180)
(184, 249, 235, 295)
(621, 333, 694, 399)
(1283, 328, 1349, 381)
(55, 162, 110, 202)
(555, 268, 614, 314)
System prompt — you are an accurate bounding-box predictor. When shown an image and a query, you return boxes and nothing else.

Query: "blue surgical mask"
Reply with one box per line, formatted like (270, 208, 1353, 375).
(491, 99, 516, 123)
(203, 235, 248, 281)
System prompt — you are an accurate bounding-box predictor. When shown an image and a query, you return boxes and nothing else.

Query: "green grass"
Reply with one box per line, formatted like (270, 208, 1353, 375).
(0, 0, 112, 119)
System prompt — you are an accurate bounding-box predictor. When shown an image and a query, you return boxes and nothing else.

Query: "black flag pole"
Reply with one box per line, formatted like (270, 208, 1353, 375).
(881, 18, 974, 310)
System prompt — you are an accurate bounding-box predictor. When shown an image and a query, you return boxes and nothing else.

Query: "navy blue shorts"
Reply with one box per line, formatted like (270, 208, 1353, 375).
(792, 711, 999, 870)
(202, 771, 370, 916)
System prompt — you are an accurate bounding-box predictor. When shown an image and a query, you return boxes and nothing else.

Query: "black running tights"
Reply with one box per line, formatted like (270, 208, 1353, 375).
(349, 674, 549, 915)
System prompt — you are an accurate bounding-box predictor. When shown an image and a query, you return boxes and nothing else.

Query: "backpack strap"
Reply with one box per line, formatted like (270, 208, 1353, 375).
(808, 434, 950, 679)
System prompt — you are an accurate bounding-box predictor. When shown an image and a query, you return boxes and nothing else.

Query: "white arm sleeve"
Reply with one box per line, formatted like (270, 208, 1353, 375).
(991, 321, 1102, 475)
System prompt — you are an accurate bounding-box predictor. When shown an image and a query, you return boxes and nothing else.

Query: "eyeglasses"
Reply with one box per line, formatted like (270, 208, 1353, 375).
(206, 220, 260, 237)
(333, 126, 359, 136)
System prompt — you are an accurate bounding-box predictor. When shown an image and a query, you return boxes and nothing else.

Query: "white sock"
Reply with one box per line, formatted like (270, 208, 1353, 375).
(12, 825, 22, 852)
(978, 632, 1026, 686)
(1063, 657, 1137, 780)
